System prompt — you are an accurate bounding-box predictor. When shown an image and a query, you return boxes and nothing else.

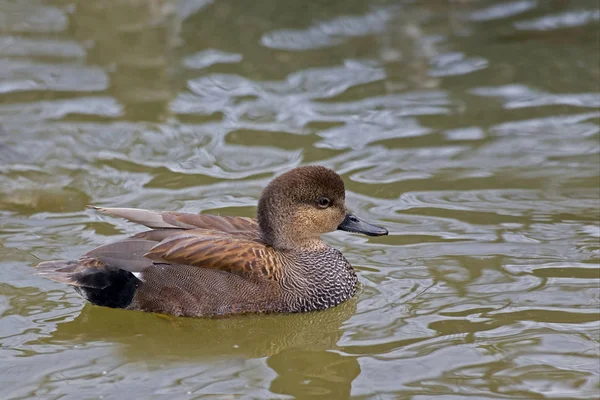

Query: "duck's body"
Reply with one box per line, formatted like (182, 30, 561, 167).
(36, 166, 387, 317)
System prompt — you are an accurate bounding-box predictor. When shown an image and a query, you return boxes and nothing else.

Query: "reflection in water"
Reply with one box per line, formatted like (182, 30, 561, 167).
(0, 0, 599, 398)
(47, 299, 357, 361)
(22, 298, 359, 398)
(72, 0, 180, 121)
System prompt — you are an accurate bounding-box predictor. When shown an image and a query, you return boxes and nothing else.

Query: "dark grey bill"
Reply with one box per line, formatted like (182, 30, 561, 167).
(337, 213, 388, 236)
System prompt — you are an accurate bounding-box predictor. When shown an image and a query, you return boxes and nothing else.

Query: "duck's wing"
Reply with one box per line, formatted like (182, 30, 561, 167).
(83, 238, 158, 272)
(81, 228, 271, 278)
(39, 217, 273, 289)
(142, 229, 280, 280)
(89, 206, 259, 234)
(36, 230, 272, 284)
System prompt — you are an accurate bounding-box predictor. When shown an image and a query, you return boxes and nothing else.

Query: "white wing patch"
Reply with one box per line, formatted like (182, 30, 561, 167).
(131, 272, 145, 282)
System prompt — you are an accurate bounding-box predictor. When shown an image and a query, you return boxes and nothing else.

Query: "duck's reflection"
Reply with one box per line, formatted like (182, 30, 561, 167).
(48, 298, 360, 397)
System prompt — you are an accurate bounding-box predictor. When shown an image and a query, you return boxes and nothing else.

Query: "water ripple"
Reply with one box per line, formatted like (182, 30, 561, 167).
(261, 8, 393, 51)
(469, 1, 537, 22)
(0, 97, 122, 122)
(429, 52, 488, 77)
(472, 84, 600, 109)
(515, 9, 600, 31)
(0, 59, 108, 94)
(182, 49, 243, 70)
(0, 36, 85, 59)
(0, 2, 67, 33)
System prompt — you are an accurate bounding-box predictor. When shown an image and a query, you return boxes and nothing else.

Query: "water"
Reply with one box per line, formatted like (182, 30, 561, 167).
(1, 0, 599, 398)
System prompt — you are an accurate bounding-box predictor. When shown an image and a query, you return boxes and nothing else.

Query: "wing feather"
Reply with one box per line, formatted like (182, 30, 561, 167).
(89, 206, 259, 235)
(80, 208, 271, 280)
(144, 230, 279, 280)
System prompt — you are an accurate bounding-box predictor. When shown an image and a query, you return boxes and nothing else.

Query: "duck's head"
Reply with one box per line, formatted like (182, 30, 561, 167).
(257, 165, 388, 249)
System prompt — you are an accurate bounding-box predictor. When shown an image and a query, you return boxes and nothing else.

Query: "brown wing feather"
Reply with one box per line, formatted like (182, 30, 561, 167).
(89, 206, 259, 235)
(62, 208, 270, 281)
(144, 230, 280, 280)
(162, 213, 259, 234)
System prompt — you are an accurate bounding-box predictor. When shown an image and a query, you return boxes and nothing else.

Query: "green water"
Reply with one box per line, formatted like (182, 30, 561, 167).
(1, 0, 599, 399)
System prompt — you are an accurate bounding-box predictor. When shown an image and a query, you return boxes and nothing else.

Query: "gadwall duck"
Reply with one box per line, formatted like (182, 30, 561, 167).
(36, 165, 388, 317)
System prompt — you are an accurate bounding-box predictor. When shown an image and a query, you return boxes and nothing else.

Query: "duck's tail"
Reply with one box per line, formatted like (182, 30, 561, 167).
(36, 258, 140, 309)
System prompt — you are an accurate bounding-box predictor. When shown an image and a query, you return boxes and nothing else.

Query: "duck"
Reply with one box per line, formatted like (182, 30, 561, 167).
(36, 165, 388, 317)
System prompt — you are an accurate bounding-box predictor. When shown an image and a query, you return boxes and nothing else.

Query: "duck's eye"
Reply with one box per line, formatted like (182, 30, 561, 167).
(316, 197, 331, 208)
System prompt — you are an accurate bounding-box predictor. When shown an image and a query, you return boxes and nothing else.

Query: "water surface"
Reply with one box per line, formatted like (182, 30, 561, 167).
(0, 0, 599, 399)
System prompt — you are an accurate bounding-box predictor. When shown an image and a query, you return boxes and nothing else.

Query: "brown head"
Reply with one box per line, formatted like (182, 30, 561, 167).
(257, 165, 388, 250)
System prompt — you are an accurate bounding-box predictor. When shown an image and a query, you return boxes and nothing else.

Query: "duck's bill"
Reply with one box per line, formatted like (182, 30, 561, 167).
(337, 213, 388, 236)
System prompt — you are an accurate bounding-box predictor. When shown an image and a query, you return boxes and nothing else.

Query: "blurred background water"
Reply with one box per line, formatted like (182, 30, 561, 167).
(0, 0, 599, 399)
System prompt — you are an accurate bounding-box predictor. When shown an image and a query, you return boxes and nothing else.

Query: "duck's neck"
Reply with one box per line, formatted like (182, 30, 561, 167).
(258, 192, 321, 250)
(264, 235, 327, 252)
